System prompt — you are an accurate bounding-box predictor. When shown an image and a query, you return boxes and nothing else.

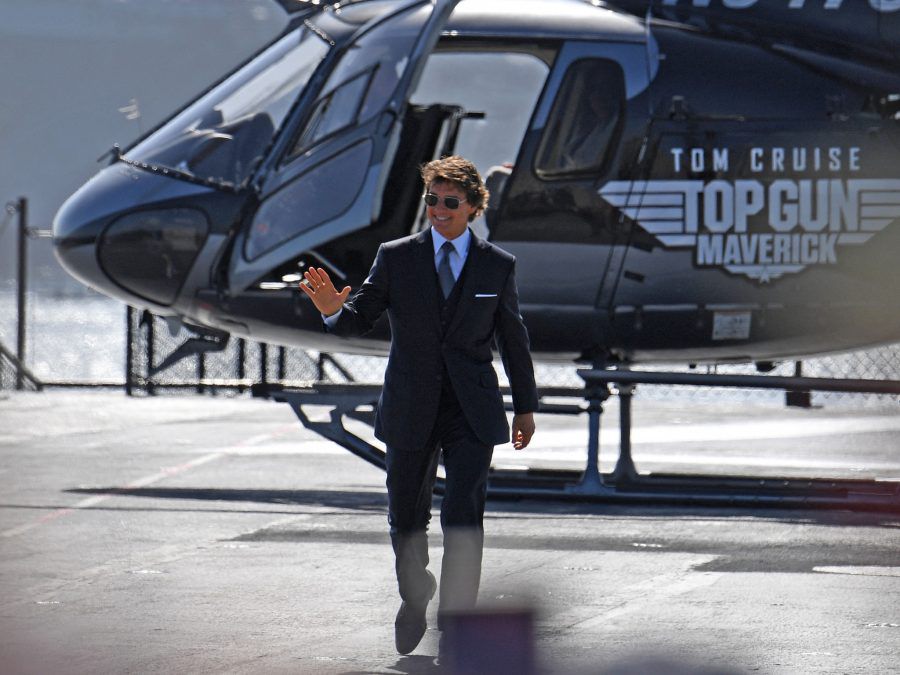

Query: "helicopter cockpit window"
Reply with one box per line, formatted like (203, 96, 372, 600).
(125, 26, 330, 188)
(292, 70, 374, 151)
(536, 59, 625, 178)
(288, 4, 430, 158)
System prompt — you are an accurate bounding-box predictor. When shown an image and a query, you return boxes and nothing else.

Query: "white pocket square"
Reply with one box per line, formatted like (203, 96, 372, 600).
(475, 293, 497, 298)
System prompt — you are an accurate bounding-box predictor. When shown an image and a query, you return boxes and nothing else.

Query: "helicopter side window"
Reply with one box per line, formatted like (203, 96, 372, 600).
(291, 70, 373, 151)
(536, 59, 625, 177)
(246, 141, 372, 261)
(288, 4, 430, 158)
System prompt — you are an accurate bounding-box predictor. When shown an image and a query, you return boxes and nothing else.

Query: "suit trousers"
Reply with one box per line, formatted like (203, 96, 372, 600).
(385, 380, 494, 617)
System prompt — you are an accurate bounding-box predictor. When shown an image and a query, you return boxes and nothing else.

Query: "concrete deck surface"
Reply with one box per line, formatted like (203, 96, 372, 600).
(1, 391, 898, 674)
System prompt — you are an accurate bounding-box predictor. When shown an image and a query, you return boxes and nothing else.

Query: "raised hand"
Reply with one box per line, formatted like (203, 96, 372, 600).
(299, 267, 351, 317)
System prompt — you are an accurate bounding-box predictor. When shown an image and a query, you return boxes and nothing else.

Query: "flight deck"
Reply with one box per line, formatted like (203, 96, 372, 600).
(1, 391, 898, 674)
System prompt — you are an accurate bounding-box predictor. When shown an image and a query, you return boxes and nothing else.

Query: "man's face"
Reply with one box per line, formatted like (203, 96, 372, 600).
(425, 180, 475, 240)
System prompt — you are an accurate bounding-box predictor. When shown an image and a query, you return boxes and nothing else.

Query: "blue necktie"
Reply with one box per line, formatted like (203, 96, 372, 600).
(438, 241, 456, 298)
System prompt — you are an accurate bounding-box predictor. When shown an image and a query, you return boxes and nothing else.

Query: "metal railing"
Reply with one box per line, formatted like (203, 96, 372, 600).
(124, 307, 351, 395)
(3, 197, 49, 390)
(0, 197, 345, 394)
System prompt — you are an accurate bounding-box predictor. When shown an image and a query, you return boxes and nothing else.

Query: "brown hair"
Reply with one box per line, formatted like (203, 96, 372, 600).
(420, 155, 490, 222)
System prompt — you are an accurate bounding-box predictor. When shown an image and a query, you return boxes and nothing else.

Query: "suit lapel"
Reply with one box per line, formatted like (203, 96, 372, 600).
(445, 230, 488, 340)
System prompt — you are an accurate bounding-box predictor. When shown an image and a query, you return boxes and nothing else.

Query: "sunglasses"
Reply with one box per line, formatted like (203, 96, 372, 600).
(423, 193, 467, 210)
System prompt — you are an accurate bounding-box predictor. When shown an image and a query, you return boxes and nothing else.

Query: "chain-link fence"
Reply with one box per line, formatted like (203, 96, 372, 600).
(322, 345, 900, 409)
(0, 288, 897, 408)
(0, 341, 40, 392)
(620, 348, 900, 408)
(124, 308, 343, 395)
(0, 192, 896, 406)
(1, 287, 897, 408)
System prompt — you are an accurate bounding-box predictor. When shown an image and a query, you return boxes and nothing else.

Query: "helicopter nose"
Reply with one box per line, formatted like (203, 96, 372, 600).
(54, 169, 124, 296)
(54, 164, 213, 307)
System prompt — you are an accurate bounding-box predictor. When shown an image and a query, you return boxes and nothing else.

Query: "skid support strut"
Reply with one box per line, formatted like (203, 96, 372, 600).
(255, 383, 387, 472)
(254, 370, 900, 512)
(566, 382, 613, 495)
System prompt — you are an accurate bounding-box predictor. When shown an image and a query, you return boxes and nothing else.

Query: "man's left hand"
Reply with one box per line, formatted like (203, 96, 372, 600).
(511, 412, 535, 450)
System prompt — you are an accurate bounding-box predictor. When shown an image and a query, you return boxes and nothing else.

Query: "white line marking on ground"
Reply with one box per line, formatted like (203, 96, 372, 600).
(225, 440, 345, 456)
(549, 556, 721, 633)
(813, 566, 900, 577)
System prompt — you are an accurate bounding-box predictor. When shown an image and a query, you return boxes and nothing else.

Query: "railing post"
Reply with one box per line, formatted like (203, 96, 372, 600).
(145, 311, 156, 396)
(786, 361, 812, 408)
(16, 197, 27, 391)
(260, 343, 268, 385)
(197, 350, 206, 395)
(278, 346, 287, 382)
(567, 380, 611, 494)
(611, 383, 639, 483)
(125, 306, 135, 396)
(237, 338, 246, 392)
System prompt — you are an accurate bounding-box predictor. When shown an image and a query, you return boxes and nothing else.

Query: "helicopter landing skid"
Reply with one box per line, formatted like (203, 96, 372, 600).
(251, 373, 900, 513)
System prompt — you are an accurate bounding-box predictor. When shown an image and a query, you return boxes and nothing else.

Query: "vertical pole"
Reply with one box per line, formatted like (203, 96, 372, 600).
(785, 360, 812, 408)
(15, 197, 27, 390)
(146, 312, 156, 396)
(125, 306, 134, 396)
(237, 338, 246, 392)
(584, 393, 603, 482)
(260, 343, 268, 385)
(278, 346, 286, 381)
(197, 350, 206, 395)
(568, 382, 610, 494)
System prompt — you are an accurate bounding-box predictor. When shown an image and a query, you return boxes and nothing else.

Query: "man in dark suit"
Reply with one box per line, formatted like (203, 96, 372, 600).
(300, 155, 538, 656)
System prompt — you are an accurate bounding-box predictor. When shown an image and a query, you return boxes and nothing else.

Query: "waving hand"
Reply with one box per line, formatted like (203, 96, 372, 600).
(299, 267, 351, 317)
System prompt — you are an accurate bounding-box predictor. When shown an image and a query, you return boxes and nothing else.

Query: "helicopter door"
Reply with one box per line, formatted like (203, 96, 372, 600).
(491, 40, 653, 314)
(227, 0, 459, 294)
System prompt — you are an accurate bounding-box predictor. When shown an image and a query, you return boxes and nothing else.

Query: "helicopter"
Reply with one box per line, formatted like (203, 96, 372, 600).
(53, 0, 900, 369)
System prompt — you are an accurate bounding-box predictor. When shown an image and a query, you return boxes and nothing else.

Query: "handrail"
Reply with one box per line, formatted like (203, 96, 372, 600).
(578, 369, 900, 395)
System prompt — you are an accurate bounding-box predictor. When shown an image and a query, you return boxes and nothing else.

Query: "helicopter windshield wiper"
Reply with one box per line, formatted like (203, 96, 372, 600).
(117, 153, 239, 193)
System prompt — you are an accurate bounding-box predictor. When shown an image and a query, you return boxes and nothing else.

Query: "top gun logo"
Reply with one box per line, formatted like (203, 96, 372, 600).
(599, 146, 900, 282)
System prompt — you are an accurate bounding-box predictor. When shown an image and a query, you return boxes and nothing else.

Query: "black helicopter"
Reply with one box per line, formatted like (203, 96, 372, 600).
(53, 0, 900, 367)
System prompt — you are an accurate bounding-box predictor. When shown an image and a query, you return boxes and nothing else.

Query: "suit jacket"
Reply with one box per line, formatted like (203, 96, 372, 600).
(330, 228, 539, 450)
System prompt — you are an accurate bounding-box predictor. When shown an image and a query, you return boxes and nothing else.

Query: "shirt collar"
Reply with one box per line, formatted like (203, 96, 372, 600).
(431, 227, 471, 259)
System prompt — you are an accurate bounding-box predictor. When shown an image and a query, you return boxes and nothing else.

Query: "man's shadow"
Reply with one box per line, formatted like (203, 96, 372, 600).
(341, 654, 439, 674)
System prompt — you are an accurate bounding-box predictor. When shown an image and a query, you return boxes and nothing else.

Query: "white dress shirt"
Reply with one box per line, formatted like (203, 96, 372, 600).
(431, 226, 470, 281)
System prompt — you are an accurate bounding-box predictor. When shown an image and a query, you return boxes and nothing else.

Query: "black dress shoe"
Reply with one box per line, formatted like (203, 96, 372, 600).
(394, 571, 437, 655)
